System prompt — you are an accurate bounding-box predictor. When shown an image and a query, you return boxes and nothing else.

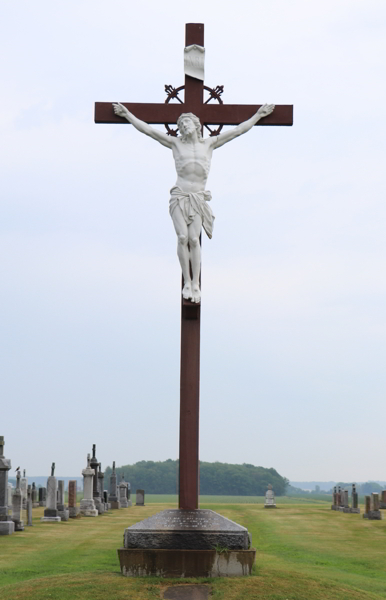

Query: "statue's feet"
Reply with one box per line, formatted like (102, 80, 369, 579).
(192, 283, 201, 304)
(182, 282, 192, 301)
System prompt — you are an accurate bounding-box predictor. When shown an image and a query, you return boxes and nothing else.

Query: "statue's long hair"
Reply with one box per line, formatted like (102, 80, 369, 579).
(177, 113, 204, 142)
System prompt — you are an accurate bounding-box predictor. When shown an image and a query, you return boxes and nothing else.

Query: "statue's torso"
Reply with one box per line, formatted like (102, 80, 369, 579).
(172, 138, 213, 193)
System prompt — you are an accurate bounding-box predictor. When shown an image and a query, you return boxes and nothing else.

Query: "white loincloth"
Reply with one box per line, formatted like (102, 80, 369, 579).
(169, 186, 215, 239)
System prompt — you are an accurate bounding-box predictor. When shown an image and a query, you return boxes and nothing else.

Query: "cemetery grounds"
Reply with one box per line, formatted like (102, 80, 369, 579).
(1, 496, 386, 600)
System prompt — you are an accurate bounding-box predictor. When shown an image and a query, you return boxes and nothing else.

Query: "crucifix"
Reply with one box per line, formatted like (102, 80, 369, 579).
(95, 23, 293, 511)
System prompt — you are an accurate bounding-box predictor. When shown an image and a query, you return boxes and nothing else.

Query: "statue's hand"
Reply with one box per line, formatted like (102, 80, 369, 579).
(257, 103, 275, 118)
(113, 102, 130, 119)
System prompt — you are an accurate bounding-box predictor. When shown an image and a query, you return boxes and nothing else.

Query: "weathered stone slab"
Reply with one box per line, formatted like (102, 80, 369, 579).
(123, 509, 249, 550)
(118, 548, 256, 577)
(136, 489, 145, 506)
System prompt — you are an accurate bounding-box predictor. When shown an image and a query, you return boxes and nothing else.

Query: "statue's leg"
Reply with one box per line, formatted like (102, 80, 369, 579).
(188, 215, 202, 304)
(171, 205, 192, 299)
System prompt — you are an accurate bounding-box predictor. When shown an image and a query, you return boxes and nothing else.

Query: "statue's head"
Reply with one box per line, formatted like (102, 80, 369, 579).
(177, 113, 203, 142)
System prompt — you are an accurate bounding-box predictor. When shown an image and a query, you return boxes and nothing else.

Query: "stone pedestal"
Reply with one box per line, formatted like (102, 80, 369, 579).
(80, 454, 98, 517)
(118, 548, 256, 577)
(111, 500, 121, 509)
(0, 437, 15, 535)
(379, 490, 386, 509)
(41, 469, 61, 522)
(118, 509, 255, 577)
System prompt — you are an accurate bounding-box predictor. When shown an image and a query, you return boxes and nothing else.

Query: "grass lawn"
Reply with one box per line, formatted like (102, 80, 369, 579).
(1, 499, 386, 599)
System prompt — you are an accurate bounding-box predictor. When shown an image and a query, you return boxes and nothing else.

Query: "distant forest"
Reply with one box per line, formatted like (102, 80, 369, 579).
(104, 460, 288, 496)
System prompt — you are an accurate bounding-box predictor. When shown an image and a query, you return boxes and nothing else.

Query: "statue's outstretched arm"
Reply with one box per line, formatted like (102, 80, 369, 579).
(212, 104, 275, 149)
(112, 103, 173, 149)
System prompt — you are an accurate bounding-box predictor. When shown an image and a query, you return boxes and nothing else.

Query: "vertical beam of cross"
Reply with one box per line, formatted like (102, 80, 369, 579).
(177, 24, 205, 511)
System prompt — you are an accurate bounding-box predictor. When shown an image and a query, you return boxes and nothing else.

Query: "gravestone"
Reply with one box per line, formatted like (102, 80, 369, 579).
(109, 461, 120, 509)
(26, 485, 33, 526)
(379, 490, 386, 509)
(363, 493, 382, 520)
(31, 482, 39, 508)
(331, 486, 338, 510)
(119, 475, 129, 508)
(127, 480, 132, 507)
(57, 480, 69, 521)
(21, 469, 28, 510)
(80, 454, 98, 517)
(8, 483, 13, 513)
(136, 489, 145, 506)
(103, 490, 111, 510)
(39, 486, 47, 506)
(41, 463, 61, 522)
(264, 484, 276, 508)
(340, 489, 349, 512)
(0, 436, 15, 535)
(12, 470, 24, 531)
(97, 464, 107, 511)
(350, 483, 360, 514)
(68, 480, 80, 518)
(90, 445, 104, 514)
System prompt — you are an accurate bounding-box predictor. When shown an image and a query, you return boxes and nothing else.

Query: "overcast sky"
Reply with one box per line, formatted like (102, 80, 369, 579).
(1, 0, 386, 484)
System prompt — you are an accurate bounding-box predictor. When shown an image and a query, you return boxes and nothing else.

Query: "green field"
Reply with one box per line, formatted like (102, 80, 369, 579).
(1, 498, 386, 599)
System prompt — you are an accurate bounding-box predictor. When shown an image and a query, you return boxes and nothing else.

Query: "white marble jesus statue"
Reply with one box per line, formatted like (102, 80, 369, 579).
(113, 102, 275, 303)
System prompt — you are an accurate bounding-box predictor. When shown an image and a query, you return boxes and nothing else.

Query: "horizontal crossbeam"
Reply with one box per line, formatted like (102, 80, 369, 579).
(95, 102, 293, 126)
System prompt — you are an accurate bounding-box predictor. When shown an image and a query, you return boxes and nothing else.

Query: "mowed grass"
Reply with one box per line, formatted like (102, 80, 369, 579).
(1, 499, 386, 599)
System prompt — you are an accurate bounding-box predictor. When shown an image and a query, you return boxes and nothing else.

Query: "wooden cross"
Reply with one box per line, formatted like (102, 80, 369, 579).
(95, 23, 293, 511)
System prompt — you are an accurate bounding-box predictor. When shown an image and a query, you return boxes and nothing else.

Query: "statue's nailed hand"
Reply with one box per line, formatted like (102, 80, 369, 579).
(113, 102, 129, 118)
(257, 104, 275, 118)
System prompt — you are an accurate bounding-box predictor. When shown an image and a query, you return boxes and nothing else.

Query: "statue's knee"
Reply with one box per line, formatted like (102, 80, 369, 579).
(178, 234, 188, 246)
(190, 236, 199, 248)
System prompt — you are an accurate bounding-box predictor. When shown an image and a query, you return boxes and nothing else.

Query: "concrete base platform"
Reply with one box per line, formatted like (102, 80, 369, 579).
(118, 548, 256, 578)
(58, 509, 69, 521)
(13, 520, 24, 531)
(41, 516, 61, 522)
(68, 506, 80, 518)
(123, 509, 249, 550)
(264, 504, 276, 508)
(380, 502, 386, 509)
(363, 511, 382, 520)
(0, 521, 15, 535)
(110, 501, 121, 509)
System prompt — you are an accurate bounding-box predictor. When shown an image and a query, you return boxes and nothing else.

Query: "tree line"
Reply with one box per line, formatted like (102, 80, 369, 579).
(104, 459, 288, 496)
